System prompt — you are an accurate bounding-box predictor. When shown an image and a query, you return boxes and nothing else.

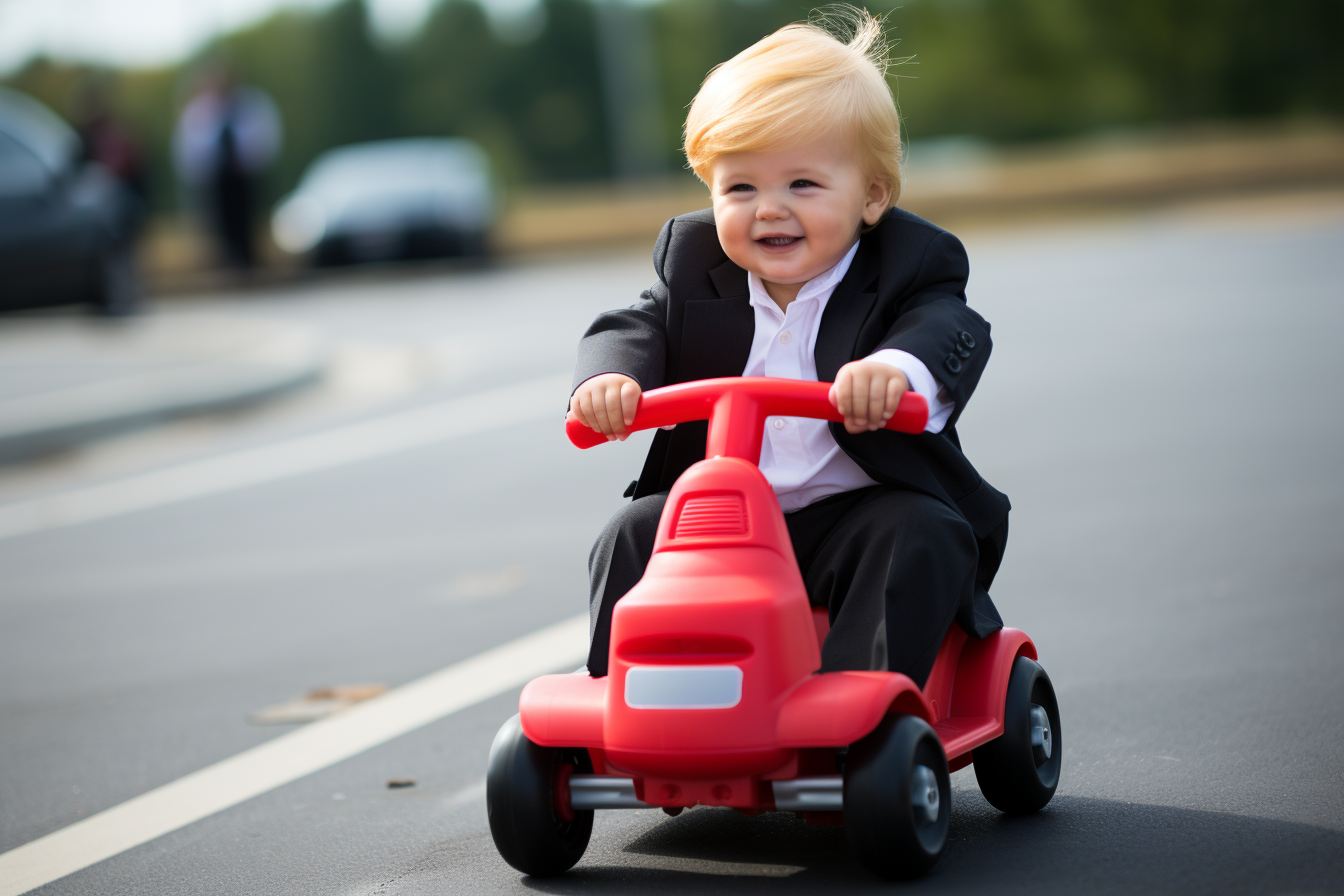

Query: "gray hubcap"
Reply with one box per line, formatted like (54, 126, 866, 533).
(1030, 703, 1052, 764)
(911, 764, 940, 823)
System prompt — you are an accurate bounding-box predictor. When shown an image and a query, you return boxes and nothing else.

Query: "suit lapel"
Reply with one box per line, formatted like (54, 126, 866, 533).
(815, 236, 880, 382)
(686, 240, 880, 384)
(679, 258, 754, 380)
(709, 258, 748, 301)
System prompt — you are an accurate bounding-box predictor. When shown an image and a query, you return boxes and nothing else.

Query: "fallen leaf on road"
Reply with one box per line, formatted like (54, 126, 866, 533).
(249, 683, 388, 725)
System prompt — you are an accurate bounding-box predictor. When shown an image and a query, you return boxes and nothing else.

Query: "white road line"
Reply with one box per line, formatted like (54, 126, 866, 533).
(619, 855, 804, 878)
(0, 373, 570, 543)
(0, 614, 589, 896)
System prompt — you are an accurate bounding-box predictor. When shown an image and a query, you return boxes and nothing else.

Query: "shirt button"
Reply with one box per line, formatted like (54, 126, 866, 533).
(772, 418, 786, 430)
(779, 331, 792, 345)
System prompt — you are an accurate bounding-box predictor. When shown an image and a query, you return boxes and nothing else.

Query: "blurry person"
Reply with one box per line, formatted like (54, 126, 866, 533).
(173, 66, 282, 269)
(75, 78, 149, 237)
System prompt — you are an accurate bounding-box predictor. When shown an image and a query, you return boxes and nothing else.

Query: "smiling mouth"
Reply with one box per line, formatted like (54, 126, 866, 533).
(757, 236, 801, 247)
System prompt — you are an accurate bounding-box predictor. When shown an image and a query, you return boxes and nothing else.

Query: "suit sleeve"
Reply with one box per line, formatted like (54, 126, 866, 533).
(571, 218, 672, 396)
(865, 348, 955, 432)
(876, 230, 991, 426)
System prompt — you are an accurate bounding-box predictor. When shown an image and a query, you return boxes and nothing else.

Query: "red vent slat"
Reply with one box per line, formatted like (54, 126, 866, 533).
(673, 493, 748, 539)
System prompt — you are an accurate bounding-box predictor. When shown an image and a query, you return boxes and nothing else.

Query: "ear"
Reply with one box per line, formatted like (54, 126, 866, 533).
(861, 177, 893, 226)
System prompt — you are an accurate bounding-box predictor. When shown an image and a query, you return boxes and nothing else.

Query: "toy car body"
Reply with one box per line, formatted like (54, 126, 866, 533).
(487, 377, 1061, 879)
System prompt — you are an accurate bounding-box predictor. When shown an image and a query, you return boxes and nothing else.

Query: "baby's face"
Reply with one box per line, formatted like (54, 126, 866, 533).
(709, 137, 890, 297)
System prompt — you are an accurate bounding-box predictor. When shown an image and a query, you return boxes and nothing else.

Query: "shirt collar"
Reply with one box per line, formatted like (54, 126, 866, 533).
(747, 240, 861, 313)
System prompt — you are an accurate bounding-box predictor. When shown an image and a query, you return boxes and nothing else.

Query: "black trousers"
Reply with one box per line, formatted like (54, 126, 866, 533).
(587, 485, 978, 687)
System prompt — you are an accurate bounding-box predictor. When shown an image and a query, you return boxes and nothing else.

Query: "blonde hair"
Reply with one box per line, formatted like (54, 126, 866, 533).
(683, 6, 903, 205)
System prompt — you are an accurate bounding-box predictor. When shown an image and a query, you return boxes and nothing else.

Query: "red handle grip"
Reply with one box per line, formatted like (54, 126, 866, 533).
(565, 377, 928, 458)
(566, 417, 613, 449)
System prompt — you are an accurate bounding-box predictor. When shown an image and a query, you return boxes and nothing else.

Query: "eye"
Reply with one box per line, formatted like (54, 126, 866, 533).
(726, 183, 755, 193)
(791, 179, 819, 189)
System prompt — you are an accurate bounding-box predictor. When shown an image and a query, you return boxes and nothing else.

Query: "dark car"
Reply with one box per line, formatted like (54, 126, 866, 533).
(0, 87, 138, 315)
(270, 138, 495, 266)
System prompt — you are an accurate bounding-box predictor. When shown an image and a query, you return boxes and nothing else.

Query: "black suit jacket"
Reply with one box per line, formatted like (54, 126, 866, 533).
(573, 207, 1008, 637)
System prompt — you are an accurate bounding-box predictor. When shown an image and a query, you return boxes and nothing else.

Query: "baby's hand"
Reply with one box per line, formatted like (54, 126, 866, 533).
(570, 373, 641, 441)
(830, 360, 911, 434)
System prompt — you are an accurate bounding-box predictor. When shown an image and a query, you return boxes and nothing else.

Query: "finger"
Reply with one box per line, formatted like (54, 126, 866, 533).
(867, 373, 887, 430)
(620, 381, 640, 428)
(849, 370, 872, 428)
(570, 393, 586, 429)
(603, 383, 626, 438)
(883, 377, 905, 424)
(577, 390, 602, 434)
(835, 369, 853, 419)
(587, 388, 614, 438)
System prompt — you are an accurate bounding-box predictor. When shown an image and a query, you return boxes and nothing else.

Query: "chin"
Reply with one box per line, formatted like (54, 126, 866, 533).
(759, 264, 814, 283)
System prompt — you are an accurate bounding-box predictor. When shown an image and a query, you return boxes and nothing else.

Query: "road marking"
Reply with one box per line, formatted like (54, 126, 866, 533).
(618, 854, 804, 878)
(0, 373, 570, 543)
(0, 613, 588, 896)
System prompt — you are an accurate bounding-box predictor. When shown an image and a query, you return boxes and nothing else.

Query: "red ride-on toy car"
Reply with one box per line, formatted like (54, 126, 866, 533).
(487, 377, 1060, 879)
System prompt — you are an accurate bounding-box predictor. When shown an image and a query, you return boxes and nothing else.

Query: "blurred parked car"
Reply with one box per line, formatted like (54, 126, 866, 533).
(0, 87, 139, 315)
(271, 138, 495, 266)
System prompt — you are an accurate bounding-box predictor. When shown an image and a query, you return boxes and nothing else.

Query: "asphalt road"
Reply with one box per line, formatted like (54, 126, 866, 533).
(2, 193, 1343, 894)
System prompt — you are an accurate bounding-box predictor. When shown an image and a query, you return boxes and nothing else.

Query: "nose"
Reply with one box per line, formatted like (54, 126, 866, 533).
(755, 192, 789, 221)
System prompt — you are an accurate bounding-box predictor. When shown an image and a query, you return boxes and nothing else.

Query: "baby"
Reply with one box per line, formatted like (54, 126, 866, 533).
(570, 7, 1009, 685)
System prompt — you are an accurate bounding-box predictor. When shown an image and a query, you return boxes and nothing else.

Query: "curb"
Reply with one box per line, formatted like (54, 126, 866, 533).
(0, 323, 324, 464)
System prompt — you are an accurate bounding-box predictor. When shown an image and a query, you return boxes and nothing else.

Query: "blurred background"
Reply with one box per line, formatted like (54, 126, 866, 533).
(2, 2, 1343, 892)
(2, 0, 1341, 296)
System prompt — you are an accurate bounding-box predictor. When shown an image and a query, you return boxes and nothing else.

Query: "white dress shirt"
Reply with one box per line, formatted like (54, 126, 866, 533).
(582, 240, 956, 511)
(743, 241, 954, 511)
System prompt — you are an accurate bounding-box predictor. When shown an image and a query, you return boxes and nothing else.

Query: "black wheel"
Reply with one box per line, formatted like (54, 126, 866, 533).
(844, 713, 951, 879)
(485, 714, 593, 876)
(973, 656, 1061, 814)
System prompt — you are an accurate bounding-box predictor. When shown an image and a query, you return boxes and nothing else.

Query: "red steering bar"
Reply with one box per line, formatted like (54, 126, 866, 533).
(566, 376, 928, 464)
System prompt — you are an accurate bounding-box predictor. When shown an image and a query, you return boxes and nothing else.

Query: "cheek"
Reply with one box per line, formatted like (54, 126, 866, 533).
(805, 198, 865, 241)
(715, 204, 753, 248)
(798, 206, 846, 243)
